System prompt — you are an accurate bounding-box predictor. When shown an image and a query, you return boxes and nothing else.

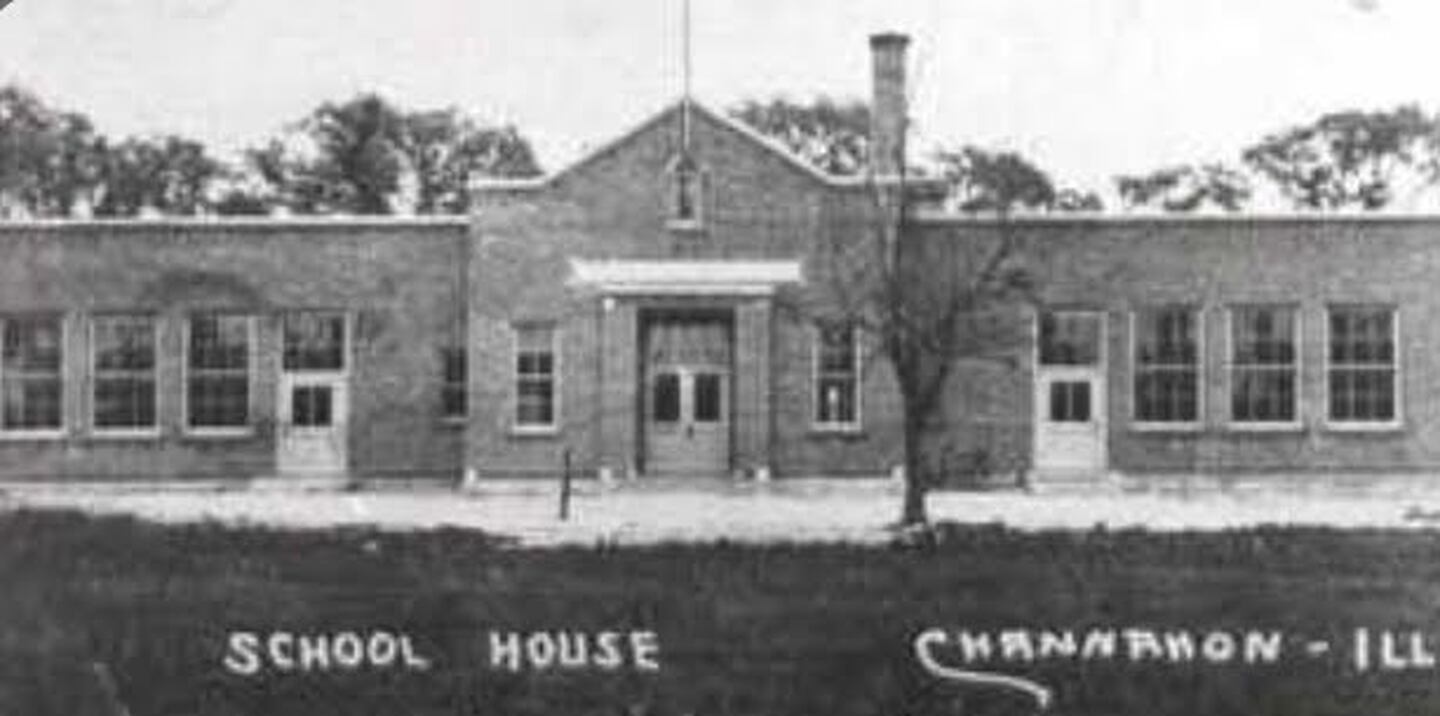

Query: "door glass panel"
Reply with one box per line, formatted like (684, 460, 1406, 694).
(292, 385, 333, 427)
(693, 373, 723, 423)
(1040, 312, 1102, 366)
(652, 373, 681, 423)
(1049, 381, 1092, 423)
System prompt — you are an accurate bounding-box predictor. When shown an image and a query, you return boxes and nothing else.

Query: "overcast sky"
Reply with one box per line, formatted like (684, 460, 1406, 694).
(1, 0, 1437, 198)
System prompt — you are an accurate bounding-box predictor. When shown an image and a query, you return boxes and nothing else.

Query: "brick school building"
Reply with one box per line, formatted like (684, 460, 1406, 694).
(0, 35, 1436, 489)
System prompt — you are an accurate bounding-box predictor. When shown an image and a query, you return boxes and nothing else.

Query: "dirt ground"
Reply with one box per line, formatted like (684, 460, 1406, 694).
(5, 477, 1440, 545)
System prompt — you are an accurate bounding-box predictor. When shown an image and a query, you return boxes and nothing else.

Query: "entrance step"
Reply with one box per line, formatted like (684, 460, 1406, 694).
(1025, 470, 1123, 495)
(246, 473, 356, 492)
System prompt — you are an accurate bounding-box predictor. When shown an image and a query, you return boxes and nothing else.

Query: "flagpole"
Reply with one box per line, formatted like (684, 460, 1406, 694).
(681, 0, 692, 151)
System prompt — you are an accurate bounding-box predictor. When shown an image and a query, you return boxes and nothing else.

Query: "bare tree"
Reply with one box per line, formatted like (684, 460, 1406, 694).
(804, 146, 1073, 526)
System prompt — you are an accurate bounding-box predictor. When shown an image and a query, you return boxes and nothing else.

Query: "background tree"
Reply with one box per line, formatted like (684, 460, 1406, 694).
(935, 145, 1102, 213)
(211, 187, 274, 216)
(1240, 105, 1436, 211)
(400, 109, 541, 214)
(729, 97, 871, 176)
(0, 85, 106, 217)
(1115, 163, 1252, 213)
(251, 93, 543, 215)
(92, 135, 225, 217)
(250, 93, 407, 215)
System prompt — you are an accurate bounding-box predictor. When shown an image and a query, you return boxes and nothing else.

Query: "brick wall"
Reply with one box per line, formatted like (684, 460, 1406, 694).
(910, 216, 1440, 478)
(0, 220, 467, 481)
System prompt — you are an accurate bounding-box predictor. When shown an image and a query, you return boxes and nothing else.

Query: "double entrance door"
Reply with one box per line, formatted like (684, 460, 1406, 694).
(643, 314, 732, 476)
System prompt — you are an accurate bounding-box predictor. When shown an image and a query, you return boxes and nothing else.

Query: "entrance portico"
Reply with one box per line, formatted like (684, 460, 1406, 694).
(569, 259, 801, 480)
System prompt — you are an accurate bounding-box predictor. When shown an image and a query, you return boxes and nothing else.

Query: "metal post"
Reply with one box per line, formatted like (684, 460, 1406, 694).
(559, 448, 573, 521)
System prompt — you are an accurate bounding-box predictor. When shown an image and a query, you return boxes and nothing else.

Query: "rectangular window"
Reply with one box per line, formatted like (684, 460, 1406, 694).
(187, 314, 251, 430)
(693, 373, 723, 423)
(1049, 381, 1093, 423)
(668, 156, 705, 229)
(514, 324, 557, 429)
(1229, 305, 1299, 425)
(1328, 305, 1398, 425)
(291, 385, 334, 427)
(440, 347, 466, 419)
(92, 315, 157, 432)
(283, 312, 345, 371)
(1133, 307, 1200, 424)
(1039, 312, 1102, 366)
(652, 372, 680, 423)
(1, 315, 63, 432)
(814, 323, 860, 429)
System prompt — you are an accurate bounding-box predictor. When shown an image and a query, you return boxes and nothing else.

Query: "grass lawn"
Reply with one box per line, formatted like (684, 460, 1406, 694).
(3, 509, 1440, 715)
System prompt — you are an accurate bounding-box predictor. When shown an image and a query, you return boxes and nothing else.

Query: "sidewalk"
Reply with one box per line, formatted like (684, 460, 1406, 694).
(5, 477, 1440, 545)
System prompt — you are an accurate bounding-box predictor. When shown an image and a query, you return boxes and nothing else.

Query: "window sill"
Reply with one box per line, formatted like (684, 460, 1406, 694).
(182, 427, 257, 440)
(1323, 421, 1404, 434)
(90, 429, 163, 441)
(510, 425, 560, 438)
(439, 416, 468, 428)
(0, 429, 67, 442)
(1223, 422, 1304, 434)
(1130, 422, 1204, 433)
(810, 424, 865, 438)
(666, 219, 705, 233)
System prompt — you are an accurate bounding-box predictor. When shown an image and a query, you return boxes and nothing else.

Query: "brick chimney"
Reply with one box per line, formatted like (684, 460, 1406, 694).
(869, 32, 910, 179)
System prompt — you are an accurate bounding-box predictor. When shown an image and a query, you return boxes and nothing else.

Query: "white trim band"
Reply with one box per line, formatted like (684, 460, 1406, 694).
(568, 259, 803, 296)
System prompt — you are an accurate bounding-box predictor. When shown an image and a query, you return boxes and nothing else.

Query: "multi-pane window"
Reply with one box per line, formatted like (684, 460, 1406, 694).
(92, 315, 157, 432)
(1049, 381, 1092, 422)
(814, 323, 860, 428)
(1328, 306, 1398, 424)
(514, 324, 557, 429)
(1039, 312, 1102, 366)
(1133, 307, 1200, 424)
(440, 347, 466, 419)
(1229, 305, 1298, 424)
(283, 312, 345, 371)
(1, 316, 63, 432)
(187, 314, 250, 430)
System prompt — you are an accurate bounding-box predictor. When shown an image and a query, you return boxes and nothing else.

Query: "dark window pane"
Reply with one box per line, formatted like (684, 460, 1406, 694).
(815, 323, 859, 425)
(1135, 370, 1198, 422)
(1330, 368, 1396, 422)
(94, 378, 156, 429)
(517, 353, 553, 376)
(517, 380, 554, 426)
(1136, 308, 1197, 366)
(3, 378, 61, 429)
(652, 373, 680, 423)
(190, 314, 249, 370)
(4, 317, 62, 372)
(1040, 313, 1101, 366)
(1049, 381, 1092, 423)
(439, 347, 466, 418)
(1232, 307, 1296, 365)
(694, 373, 723, 423)
(817, 377, 856, 424)
(94, 318, 155, 371)
(514, 326, 557, 426)
(1232, 369, 1296, 422)
(283, 313, 345, 371)
(292, 386, 332, 427)
(188, 375, 248, 427)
